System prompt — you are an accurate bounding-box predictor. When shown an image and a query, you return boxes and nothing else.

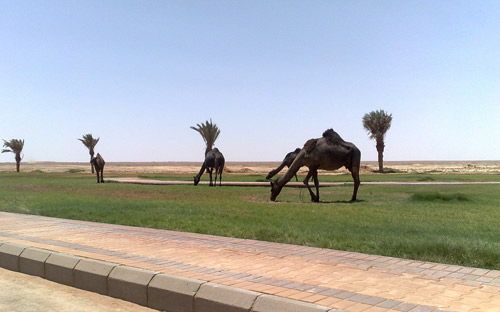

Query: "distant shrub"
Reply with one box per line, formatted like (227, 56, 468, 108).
(31, 170, 45, 173)
(410, 192, 470, 202)
(372, 167, 403, 173)
(67, 169, 85, 173)
(417, 176, 435, 182)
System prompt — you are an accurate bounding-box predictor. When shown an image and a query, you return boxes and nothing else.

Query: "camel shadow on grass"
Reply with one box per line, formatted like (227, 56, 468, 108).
(274, 199, 366, 204)
(316, 199, 366, 204)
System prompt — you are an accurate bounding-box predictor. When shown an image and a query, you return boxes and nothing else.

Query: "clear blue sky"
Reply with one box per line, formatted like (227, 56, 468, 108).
(1, 1, 499, 162)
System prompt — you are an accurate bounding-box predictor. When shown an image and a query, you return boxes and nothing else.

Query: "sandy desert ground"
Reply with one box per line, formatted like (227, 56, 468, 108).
(1, 161, 500, 175)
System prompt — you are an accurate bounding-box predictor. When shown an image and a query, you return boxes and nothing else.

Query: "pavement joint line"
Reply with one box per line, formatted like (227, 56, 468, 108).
(1, 212, 498, 311)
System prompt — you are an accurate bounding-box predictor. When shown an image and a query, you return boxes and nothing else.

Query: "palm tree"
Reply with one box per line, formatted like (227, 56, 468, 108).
(190, 119, 221, 155)
(2, 139, 25, 172)
(362, 110, 393, 173)
(78, 134, 100, 173)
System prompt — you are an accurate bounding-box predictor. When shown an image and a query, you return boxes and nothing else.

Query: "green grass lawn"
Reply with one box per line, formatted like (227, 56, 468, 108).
(1, 171, 500, 269)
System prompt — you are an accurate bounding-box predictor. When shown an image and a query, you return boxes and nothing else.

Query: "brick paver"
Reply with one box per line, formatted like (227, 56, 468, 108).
(1, 211, 499, 311)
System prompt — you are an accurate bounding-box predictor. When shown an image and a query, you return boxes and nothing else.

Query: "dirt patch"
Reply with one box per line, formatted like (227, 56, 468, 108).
(1, 161, 499, 174)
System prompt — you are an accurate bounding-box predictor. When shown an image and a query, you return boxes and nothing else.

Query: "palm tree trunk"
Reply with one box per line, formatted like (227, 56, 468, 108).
(205, 146, 213, 156)
(89, 152, 95, 173)
(15, 153, 21, 172)
(376, 139, 385, 173)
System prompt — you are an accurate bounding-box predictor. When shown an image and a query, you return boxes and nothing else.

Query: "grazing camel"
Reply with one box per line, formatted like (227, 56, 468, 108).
(90, 153, 105, 183)
(194, 148, 225, 186)
(270, 129, 360, 202)
(266, 148, 301, 181)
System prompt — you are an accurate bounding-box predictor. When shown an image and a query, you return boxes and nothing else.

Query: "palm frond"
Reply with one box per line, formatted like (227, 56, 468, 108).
(78, 134, 99, 150)
(191, 119, 221, 151)
(362, 110, 392, 140)
(2, 139, 24, 154)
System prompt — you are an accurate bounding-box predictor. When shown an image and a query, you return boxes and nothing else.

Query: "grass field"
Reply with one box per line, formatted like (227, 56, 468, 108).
(1, 171, 500, 270)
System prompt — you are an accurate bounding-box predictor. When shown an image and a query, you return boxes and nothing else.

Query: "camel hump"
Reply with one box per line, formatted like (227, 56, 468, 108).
(303, 139, 317, 153)
(322, 129, 345, 145)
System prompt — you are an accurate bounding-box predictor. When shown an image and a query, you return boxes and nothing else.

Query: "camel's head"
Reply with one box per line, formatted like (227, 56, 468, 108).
(270, 181, 280, 201)
(193, 176, 200, 186)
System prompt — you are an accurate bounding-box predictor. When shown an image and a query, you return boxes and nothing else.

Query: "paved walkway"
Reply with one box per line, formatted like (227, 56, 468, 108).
(1, 212, 500, 311)
(108, 177, 500, 187)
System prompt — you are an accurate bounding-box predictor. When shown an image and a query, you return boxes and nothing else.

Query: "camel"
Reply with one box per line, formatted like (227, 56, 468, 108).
(90, 153, 105, 183)
(266, 148, 301, 181)
(194, 148, 225, 186)
(270, 129, 361, 202)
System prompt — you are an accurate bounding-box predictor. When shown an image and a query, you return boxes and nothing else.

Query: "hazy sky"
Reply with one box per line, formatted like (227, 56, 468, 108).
(1, 1, 499, 162)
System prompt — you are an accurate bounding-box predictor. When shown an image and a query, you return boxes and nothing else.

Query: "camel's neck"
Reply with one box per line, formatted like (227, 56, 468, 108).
(268, 161, 287, 179)
(195, 162, 207, 178)
(276, 153, 303, 188)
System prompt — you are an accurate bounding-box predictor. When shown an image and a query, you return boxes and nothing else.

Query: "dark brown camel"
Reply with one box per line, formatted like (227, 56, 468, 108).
(270, 129, 361, 202)
(194, 148, 225, 186)
(90, 153, 105, 183)
(265, 148, 301, 181)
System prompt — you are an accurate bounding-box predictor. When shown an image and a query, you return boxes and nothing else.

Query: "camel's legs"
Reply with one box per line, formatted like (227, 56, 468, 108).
(303, 171, 313, 199)
(303, 169, 319, 202)
(96, 171, 100, 183)
(291, 165, 298, 182)
(100, 169, 104, 183)
(208, 168, 213, 186)
(350, 168, 360, 201)
(214, 167, 222, 186)
(218, 168, 223, 186)
(312, 171, 320, 202)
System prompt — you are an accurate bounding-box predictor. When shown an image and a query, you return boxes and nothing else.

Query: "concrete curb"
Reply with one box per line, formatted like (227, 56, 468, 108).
(108, 265, 157, 306)
(194, 282, 260, 312)
(0, 240, 341, 312)
(148, 273, 204, 312)
(0, 242, 26, 271)
(45, 252, 83, 286)
(74, 258, 118, 295)
(20, 247, 52, 277)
